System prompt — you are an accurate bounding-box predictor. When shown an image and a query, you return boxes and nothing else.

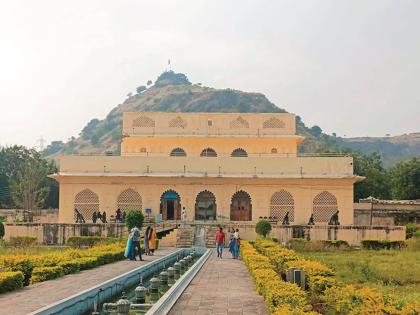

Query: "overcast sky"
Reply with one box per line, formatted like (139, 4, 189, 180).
(0, 0, 419, 148)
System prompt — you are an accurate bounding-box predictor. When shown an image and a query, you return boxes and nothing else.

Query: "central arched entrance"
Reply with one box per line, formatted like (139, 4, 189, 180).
(230, 190, 252, 221)
(195, 190, 217, 221)
(160, 190, 181, 220)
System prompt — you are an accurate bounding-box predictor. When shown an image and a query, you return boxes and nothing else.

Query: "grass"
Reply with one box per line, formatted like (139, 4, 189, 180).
(298, 247, 420, 304)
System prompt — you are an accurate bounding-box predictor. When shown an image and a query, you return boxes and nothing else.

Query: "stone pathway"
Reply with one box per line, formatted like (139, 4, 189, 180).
(169, 249, 268, 315)
(0, 247, 175, 315)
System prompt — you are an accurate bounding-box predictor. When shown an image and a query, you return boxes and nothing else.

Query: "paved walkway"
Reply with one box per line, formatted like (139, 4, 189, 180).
(0, 247, 175, 315)
(169, 249, 268, 315)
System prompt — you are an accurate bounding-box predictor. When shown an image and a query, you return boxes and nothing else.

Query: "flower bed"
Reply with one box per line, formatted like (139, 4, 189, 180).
(241, 241, 314, 314)
(0, 242, 125, 293)
(249, 239, 420, 314)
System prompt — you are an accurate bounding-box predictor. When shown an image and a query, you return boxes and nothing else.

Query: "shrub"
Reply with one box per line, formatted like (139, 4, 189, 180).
(0, 271, 24, 293)
(30, 266, 64, 284)
(67, 236, 102, 248)
(9, 236, 37, 248)
(361, 240, 406, 250)
(57, 260, 80, 275)
(256, 220, 272, 238)
(406, 224, 419, 239)
(125, 210, 144, 230)
(0, 256, 34, 286)
(0, 221, 4, 239)
(289, 238, 308, 251)
(321, 240, 350, 250)
(76, 257, 99, 270)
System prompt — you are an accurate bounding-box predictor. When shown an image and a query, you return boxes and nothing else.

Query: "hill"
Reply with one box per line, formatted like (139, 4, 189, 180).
(43, 71, 419, 165)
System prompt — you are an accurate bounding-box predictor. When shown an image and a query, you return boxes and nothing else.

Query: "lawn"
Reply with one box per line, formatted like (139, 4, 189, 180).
(299, 247, 420, 304)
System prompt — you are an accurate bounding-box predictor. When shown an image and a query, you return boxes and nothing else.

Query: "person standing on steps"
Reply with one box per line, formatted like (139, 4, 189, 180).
(215, 227, 225, 258)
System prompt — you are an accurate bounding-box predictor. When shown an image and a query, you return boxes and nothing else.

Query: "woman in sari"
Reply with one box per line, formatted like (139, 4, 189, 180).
(148, 227, 157, 255)
(144, 226, 151, 255)
(124, 230, 134, 260)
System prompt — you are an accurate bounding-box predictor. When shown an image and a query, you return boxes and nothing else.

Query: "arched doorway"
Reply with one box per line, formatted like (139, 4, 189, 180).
(230, 190, 252, 221)
(195, 190, 217, 221)
(160, 190, 181, 220)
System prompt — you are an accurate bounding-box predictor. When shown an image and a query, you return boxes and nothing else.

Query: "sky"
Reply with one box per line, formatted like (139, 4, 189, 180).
(0, 0, 419, 149)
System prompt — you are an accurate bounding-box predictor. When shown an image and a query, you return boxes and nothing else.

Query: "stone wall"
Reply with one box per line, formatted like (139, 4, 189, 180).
(210, 223, 405, 246)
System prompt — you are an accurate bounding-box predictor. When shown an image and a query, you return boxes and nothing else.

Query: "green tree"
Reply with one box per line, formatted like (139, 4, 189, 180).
(146, 80, 152, 86)
(390, 157, 420, 200)
(136, 85, 147, 94)
(353, 152, 390, 201)
(256, 219, 272, 238)
(125, 210, 144, 230)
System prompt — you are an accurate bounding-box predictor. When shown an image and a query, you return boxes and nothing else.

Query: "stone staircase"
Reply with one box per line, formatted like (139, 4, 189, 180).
(176, 226, 194, 248)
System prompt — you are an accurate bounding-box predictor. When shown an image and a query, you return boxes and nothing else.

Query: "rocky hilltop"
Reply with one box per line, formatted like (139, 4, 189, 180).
(43, 71, 419, 166)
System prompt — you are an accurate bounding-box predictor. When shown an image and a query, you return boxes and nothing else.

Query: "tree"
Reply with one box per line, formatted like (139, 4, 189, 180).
(390, 158, 420, 200)
(256, 219, 272, 238)
(125, 210, 144, 230)
(0, 146, 56, 210)
(136, 85, 146, 94)
(310, 125, 323, 137)
(146, 80, 153, 86)
(353, 152, 390, 201)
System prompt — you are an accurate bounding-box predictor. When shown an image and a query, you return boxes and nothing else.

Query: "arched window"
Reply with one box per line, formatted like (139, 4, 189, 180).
(195, 190, 217, 220)
(231, 148, 248, 157)
(117, 189, 142, 212)
(230, 190, 252, 221)
(170, 148, 187, 157)
(200, 148, 217, 157)
(168, 116, 187, 128)
(313, 191, 338, 223)
(74, 189, 99, 223)
(133, 116, 155, 128)
(263, 117, 285, 129)
(229, 116, 249, 129)
(270, 190, 295, 222)
(271, 148, 278, 154)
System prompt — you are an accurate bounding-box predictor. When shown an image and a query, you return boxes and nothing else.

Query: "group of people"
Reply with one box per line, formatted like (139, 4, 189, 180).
(215, 227, 240, 259)
(92, 210, 107, 223)
(115, 209, 126, 223)
(124, 225, 158, 261)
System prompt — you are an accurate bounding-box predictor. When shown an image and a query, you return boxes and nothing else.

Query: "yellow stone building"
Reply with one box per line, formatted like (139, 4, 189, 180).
(53, 112, 363, 225)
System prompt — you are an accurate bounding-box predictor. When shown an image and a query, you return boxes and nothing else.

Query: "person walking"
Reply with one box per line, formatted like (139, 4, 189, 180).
(130, 225, 143, 261)
(148, 226, 157, 255)
(144, 226, 151, 255)
(228, 228, 235, 257)
(215, 227, 225, 258)
(233, 228, 240, 259)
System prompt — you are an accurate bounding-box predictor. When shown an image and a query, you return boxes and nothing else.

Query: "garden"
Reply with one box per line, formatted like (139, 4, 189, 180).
(241, 237, 420, 315)
(0, 236, 125, 294)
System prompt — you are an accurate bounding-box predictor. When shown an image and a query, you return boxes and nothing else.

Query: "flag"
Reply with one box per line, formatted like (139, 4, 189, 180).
(168, 59, 171, 65)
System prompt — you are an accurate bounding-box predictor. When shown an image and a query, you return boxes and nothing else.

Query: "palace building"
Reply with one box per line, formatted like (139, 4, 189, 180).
(53, 112, 363, 225)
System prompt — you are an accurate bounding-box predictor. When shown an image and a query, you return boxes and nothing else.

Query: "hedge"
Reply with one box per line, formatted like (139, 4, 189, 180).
(0, 242, 125, 293)
(30, 266, 64, 284)
(9, 236, 37, 248)
(241, 241, 314, 314)
(66, 236, 119, 248)
(0, 271, 24, 293)
(361, 240, 406, 250)
(252, 239, 420, 314)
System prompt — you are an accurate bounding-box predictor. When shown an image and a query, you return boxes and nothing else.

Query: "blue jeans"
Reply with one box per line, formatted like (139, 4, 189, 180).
(216, 243, 224, 257)
(233, 242, 240, 258)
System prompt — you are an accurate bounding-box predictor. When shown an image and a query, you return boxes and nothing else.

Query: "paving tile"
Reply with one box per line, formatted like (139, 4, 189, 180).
(168, 250, 268, 315)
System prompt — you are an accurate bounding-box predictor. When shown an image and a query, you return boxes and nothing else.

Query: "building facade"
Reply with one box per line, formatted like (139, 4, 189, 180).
(53, 112, 363, 225)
